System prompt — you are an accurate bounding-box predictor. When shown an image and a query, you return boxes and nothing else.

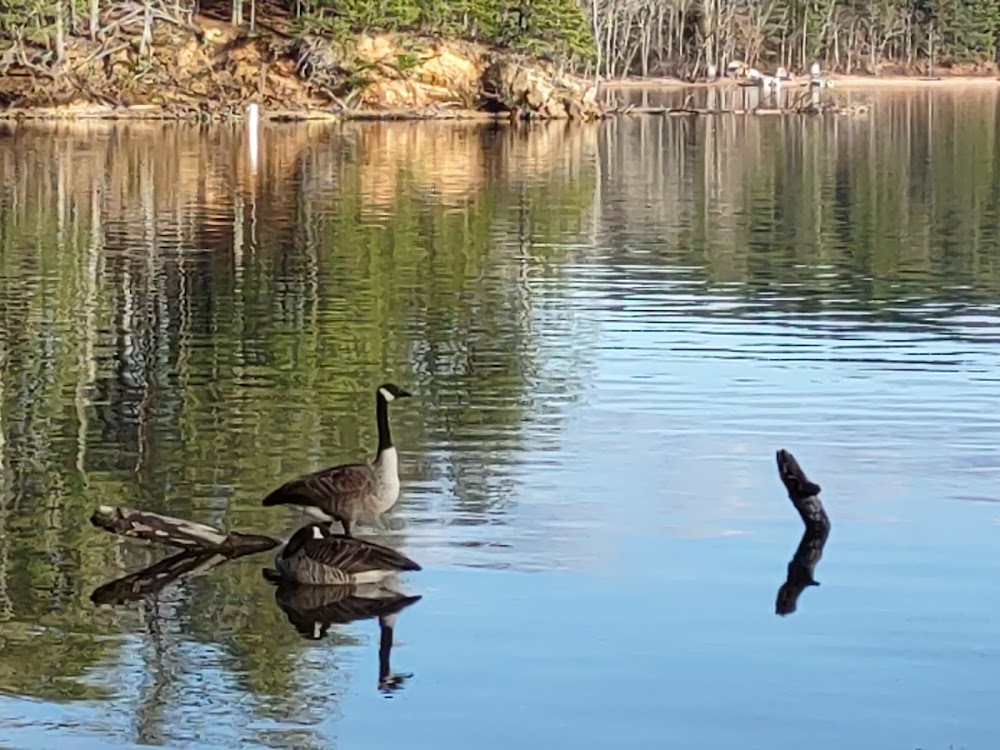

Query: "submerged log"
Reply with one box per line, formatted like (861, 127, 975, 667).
(775, 449, 830, 530)
(90, 504, 280, 555)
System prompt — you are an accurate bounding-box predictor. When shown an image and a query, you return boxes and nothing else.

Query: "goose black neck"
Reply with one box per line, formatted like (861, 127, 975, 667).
(378, 621, 394, 682)
(376, 393, 393, 455)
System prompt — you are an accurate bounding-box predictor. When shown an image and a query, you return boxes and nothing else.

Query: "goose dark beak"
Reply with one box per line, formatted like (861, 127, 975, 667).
(398, 388, 413, 398)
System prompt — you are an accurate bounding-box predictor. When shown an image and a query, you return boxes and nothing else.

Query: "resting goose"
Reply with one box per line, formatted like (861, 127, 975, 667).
(272, 522, 421, 586)
(262, 382, 412, 536)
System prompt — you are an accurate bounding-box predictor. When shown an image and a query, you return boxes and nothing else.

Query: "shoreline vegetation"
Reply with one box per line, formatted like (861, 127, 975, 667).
(2, 1, 999, 124)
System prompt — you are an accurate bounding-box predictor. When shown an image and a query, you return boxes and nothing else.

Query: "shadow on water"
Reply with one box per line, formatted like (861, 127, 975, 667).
(774, 450, 831, 617)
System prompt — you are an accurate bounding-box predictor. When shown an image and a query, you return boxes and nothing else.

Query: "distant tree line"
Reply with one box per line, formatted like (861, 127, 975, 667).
(1, 0, 998, 78)
(584, 0, 1000, 78)
(0, 0, 594, 71)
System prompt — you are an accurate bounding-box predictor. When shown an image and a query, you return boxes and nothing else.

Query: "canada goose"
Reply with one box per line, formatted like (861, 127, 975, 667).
(271, 522, 422, 586)
(261, 382, 412, 536)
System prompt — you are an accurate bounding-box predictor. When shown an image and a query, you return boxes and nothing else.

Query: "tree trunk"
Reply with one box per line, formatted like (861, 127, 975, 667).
(775, 449, 830, 531)
(90, 0, 100, 41)
(55, 0, 66, 64)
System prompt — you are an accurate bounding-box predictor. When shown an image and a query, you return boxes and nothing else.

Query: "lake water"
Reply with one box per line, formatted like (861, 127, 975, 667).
(1, 87, 1000, 750)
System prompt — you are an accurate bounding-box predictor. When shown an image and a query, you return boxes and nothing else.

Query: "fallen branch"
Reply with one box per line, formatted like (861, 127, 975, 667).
(72, 41, 130, 74)
(90, 504, 280, 555)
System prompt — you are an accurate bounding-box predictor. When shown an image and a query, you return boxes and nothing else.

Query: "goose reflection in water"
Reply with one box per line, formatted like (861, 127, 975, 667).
(263, 570, 422, 694)
(774, 449, 832, 617)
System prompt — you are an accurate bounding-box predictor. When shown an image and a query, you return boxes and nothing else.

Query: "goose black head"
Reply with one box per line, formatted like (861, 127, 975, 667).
(377, 383, 413, 403)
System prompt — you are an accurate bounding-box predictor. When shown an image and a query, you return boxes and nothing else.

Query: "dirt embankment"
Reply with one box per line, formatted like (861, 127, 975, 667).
(0, 9, 604, 122)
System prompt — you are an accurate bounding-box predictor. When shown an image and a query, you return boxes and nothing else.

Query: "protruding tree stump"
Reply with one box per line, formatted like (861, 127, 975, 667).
(774, 449, 831, 616)
(775, 449, 830, 531)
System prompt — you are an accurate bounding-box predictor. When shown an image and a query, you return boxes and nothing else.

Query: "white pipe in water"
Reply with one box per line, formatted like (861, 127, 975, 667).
(247, 102, 260, 173)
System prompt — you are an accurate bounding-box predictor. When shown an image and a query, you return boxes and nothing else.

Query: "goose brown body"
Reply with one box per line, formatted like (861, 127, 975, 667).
(274, 523, 422, 586)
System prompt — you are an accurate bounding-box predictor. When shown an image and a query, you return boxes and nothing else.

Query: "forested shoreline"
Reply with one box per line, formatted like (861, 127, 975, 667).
(0, 0, 997, 118)
(590, 0, 1000, 78)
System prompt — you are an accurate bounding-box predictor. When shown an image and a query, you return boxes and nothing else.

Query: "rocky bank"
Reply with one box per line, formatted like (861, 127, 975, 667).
(0, 10, 605, 122)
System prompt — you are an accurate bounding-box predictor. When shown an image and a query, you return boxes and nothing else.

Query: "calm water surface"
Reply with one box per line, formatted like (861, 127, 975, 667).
(1, 88, 1000, 749)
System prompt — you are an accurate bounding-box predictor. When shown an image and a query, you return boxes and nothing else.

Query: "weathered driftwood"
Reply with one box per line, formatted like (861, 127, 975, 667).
(775, 449, 830, 531)
(90, 504, 280, 555)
